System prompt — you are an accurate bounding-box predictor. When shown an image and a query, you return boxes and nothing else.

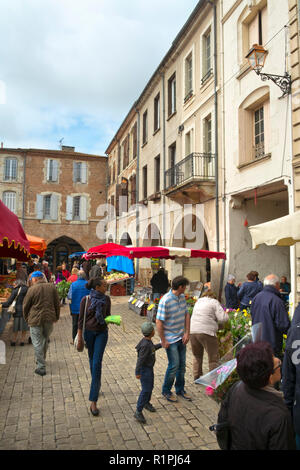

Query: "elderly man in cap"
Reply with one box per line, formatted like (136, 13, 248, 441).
(23, 271, 60, 376)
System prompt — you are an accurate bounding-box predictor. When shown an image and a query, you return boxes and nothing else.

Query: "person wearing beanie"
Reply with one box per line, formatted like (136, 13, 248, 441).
(134, 322, 162, 424)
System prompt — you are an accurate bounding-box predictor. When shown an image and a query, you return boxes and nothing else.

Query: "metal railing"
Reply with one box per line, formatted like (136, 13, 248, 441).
(165, 153, 216, 191)
(201, 68, 213, 85)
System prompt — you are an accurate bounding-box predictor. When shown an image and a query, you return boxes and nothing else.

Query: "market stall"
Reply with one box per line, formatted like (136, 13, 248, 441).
(0, 200, 31, 333)
(26, 234, 47, 258)
(84, 242, 226, 312)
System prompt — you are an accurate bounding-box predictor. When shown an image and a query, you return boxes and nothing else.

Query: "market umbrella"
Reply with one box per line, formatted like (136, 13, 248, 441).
(84, 243, 226, 261)
(26, 234, 47, 257)
(0, 200, 30, 261)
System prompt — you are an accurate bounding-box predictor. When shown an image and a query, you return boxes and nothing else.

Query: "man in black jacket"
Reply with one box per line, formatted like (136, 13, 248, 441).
(134, 322, 162, 424)
(282, 323, 300, 449)
(250, 274, 290, 359)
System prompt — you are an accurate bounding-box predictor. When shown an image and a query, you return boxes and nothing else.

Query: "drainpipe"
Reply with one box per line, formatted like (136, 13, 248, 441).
(22, 151, 27, 227)
(161, 72, 166, 247)
(135, 105, 140, 277)
(207, 0, 219, 253)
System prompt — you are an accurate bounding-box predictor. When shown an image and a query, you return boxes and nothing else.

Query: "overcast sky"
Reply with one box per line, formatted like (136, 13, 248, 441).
(0, 0, 200, 155)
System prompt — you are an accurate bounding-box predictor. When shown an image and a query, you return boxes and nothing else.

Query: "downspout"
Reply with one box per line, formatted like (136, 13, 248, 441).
(161, 72, 166, 247)
(135, 105, 140, 277)
(22, 151, 27, 227)
(207, 0, 219, 253)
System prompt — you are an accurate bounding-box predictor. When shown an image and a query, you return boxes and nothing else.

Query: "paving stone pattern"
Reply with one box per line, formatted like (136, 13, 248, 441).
(0, 297, 219, 450)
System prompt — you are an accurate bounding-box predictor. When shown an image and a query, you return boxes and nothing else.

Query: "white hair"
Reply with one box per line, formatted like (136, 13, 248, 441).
(227, 274, 235, 282)
(264, 274, 280, 287)
(96, 260, 102, 265)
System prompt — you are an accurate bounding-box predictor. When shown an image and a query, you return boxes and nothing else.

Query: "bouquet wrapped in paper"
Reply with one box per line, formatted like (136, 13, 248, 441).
(195, 323, 262, 403)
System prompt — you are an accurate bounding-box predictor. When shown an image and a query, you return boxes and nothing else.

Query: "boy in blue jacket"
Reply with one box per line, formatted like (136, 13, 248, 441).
(134, 322, 162, 424)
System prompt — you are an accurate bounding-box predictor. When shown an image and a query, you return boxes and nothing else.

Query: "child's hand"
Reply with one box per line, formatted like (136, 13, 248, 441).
(136, 375, 141, 379)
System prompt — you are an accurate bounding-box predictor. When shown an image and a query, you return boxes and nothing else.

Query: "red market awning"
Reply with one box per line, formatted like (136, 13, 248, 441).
(0, 201, 30, 261)
(84, 243, 226, 261)
(26, 234, 47, 257)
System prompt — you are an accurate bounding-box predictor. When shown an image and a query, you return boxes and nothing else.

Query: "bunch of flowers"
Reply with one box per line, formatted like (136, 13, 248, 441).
(217, 307, 252, 359)
(196, 323, 263, 404)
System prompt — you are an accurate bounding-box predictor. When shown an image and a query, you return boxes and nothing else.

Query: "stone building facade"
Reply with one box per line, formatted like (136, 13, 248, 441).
(0, 146, 107, 270)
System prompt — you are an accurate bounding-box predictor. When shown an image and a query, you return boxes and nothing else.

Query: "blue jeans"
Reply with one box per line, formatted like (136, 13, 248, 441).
(137, 366, 154, 412)
(84, 329, 108, 402)
(296, 434, 300, 450)
(162, 340, 186, 396)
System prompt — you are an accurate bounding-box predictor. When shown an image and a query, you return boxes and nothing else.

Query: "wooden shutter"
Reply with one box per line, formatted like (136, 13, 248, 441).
(36, 194, 43, 220)
(66, 196, 73, 221)
(81, 162, 87, 183)
(133, 123, 137, 158)
(50, 194, 58, 220)
(80, 196, 87, 221)
(116, 184, 121, 216)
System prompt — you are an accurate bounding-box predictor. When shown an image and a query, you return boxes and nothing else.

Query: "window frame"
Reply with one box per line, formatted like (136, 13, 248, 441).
(2, 190, 16, 213)
(4, 157, 18, 181)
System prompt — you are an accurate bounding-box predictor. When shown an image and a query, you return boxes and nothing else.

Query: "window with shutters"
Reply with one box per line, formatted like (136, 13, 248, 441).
(73, 196, 81, 220)
(117, 145, 121, 175)
(202, 28, 213, 84)
(154, 93, 160, 132)
(73, 161, 87, 183)
(123, 135, 129, 169)
(142, 110, 148, 145)
(130, 174, 136, 206)
(47, 159, 58, 182)
(184, 52, 193, 102)
(203, 115, 212, 154)
(168, 73, 176, 117)
(2, 191, 16, 213)
(155, 155, 160, 193)
(66, 195, 87, 222)
(43, 195, 52, 219)
(132, 122, 137, 159)
(143, 165, 148, 199)
(238, 87, 270, 166)
(239, 4, 268, 67)
(4, 158, 18, 181)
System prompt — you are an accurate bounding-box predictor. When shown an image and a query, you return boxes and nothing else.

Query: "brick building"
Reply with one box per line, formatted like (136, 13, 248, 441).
(0, 146, 107, 270)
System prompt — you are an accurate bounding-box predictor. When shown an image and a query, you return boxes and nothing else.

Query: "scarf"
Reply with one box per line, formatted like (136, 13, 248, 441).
(89, 288, 107, 326)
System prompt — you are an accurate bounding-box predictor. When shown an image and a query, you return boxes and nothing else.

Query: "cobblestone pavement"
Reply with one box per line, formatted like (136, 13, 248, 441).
(0, 296, 219, 451)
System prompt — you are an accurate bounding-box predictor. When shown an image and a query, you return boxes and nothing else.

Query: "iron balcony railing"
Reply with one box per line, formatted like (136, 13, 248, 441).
(165, 152, 216, 191)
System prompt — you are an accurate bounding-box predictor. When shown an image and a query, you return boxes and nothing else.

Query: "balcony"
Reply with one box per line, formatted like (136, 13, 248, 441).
(164, 153, 216, 204)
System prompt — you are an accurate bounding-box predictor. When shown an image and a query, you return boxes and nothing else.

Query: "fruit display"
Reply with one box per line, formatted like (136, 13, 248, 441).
(104, 272, 130, 283)
(0, 286, 12, 303)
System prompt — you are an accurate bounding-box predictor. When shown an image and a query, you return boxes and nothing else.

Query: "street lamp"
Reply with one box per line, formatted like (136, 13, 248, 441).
(246, 44, 291, 97)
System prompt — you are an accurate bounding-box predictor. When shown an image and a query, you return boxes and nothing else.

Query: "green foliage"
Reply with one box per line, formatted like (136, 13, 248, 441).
(56, 280, 71, 299)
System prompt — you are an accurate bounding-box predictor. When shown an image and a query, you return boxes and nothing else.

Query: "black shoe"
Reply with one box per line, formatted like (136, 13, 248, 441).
(134, 411, 146, 424)
(90, 406, 99, 417)
(20, 342, 25, 346)
(144, 403, 156, 412)
(35, 368, 46, 376)
(10, 342, 16, 346)
(28, 337, 32, 344)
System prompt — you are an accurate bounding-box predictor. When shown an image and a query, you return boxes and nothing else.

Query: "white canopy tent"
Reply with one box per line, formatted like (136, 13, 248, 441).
(248, 211, 300, 315)
(248, 211, 300, 249)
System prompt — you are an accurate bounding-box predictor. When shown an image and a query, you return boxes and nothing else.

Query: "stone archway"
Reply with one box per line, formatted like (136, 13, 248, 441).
(45, 236, 84, 271)
(142, 223, 162, 247)
(171, 215, 210, 283)
(120, 232, 133, 246)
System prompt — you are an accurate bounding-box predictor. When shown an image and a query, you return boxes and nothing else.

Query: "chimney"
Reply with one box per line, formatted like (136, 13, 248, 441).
(61, 145, 75, 152)
(1, 142, 3, 149)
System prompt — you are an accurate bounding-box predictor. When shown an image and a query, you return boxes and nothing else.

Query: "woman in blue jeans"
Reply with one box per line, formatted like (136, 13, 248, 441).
(76, 277, 110, 416)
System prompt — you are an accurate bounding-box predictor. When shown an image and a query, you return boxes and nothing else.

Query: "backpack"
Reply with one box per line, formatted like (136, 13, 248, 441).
(209, 381, 241, 450)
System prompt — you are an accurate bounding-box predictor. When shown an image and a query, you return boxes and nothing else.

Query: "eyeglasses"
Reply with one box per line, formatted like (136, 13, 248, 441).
(272, 359, 282, 373)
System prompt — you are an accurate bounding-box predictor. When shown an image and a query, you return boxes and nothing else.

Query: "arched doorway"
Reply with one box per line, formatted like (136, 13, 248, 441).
(172, 214, 210, 283)
(45, 236, 85, 271)
(142, 223, 162, 247)
(120, 232, 132, 246)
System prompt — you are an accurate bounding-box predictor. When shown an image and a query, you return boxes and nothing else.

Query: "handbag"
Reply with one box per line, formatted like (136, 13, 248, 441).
(7, 287, 22, 314)
(74, 295, 89, 352)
